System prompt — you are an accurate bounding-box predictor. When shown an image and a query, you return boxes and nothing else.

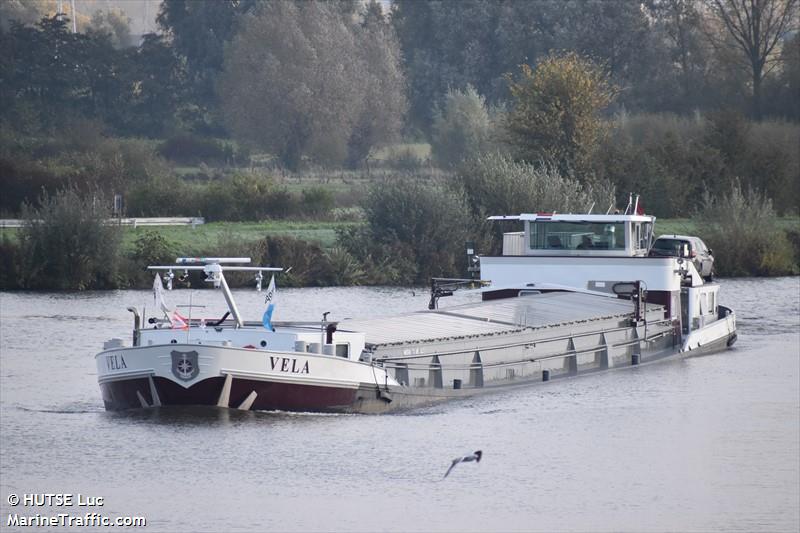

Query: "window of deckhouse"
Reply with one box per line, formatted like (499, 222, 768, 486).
(529, 222, 626, 250)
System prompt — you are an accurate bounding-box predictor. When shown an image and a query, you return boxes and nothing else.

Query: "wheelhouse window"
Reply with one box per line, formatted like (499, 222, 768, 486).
(528, 222, 626, 250)
(335, 343, 349, 358)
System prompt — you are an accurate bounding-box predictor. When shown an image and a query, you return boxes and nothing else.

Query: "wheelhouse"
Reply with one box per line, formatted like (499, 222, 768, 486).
(489, 213, 656, 257)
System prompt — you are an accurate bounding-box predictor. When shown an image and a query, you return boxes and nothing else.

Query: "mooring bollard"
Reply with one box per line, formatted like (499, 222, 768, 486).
(632, 353, 640, 365)
(542, 369, 550, 382)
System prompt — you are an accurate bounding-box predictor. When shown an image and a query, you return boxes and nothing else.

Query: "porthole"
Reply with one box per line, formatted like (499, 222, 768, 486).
(260, 340, 267, 347)
(170, 339, 177, 344)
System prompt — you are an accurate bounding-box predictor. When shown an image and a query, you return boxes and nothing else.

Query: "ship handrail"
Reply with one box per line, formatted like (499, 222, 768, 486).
(377, 328, 672, 371)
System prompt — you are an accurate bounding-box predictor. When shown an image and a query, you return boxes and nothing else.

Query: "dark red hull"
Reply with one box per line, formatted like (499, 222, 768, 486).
(100, 376, 362, 413)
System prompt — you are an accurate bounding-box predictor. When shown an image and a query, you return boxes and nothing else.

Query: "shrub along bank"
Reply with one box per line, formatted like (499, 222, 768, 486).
(0, 186, 796, 291)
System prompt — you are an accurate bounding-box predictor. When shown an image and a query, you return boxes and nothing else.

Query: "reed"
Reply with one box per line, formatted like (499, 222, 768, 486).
(696, 183, 798, 277)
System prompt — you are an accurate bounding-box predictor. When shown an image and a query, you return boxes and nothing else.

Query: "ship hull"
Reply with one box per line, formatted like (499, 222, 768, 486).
(96, 320, 736, 414)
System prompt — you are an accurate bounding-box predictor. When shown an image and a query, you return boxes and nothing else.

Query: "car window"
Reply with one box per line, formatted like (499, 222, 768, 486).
(653, 239, 683, 252)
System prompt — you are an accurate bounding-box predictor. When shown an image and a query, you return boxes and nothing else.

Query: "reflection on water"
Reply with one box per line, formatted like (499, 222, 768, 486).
(1, 278, 798, 532)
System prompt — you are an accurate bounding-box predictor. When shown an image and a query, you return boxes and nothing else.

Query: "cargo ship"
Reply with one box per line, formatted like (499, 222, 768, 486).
(96, 206, 736, 413)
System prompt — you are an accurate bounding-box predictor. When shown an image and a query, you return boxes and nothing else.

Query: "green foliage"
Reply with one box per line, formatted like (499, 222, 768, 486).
(219, 1, 406, 169)
(156, 0, 255, 130)
(0, 234, 21, 289)
(16, 188, 122, 290)
(392, 0, 665, 129)
(431, 85, 496, 168)
(595, 112, 800, 217)
(88, 8, 134, 49)
(457, 152, 614, 220)
(504, 53, 616, 175)
(125, 175, 194, 218)
(157, 134, 243, 167)
(258, 235, 331, 287)
(1, 15, 186, 137)
(324, 247, 366, 286)
(196, 174, 275, 222)
(130, 230, 176, 267)
(300, 187, 335, 218)
(697, 183, 797, 276)
(0, 157, 64, 214)
(339, 176, 488, 284)
(120, 230, 177, 287)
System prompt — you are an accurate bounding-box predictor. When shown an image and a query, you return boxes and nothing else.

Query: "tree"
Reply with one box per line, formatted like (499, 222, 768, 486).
(503, 52, 617, 176)
(392, 0, 667, 129)
(219, 1, 406, 169)
(647, 0, 717, 112)
(703, 0, 800, 118)
(562, 0, 662, 110)
(119, 33, 187, 135)
(778, 32, 800, 118)
(392, 0, 504, 131)
(431, 85, 495, 168)
(346, 0, 407, 167)
(88, 8, 134, 49)
(157, 0, 256, 131)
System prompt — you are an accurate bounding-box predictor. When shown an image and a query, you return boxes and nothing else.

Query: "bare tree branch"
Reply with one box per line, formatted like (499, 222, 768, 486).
(703, 0, 799, 117)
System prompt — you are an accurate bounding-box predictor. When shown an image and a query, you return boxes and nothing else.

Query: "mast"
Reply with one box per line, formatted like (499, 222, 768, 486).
(148, 258, 282, 329)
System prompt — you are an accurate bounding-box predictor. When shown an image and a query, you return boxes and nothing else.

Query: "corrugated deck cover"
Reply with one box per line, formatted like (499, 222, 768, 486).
(341, 292, 643, 347)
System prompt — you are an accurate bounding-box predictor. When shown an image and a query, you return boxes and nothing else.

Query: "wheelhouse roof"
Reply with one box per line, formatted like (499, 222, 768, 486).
(488, 213, 655, 223)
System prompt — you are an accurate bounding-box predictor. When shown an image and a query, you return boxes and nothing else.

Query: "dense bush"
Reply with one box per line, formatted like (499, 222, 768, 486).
(595, 113, 800, 217)
(0, 235, 21, 289)
(126, 173, 305, 221)
(431, 85, 496, 168)
(120, 230, 179, 287)
(61, 137, 170, 193)
(157, 134, 247, 167)
(257, 236, 331, 287)
(0, 132, 171, 214)
(457, 152, 614, 218)
(0, 157, 64, 215)
(125, 175, 196, 217)
(16, 188, 122, 290)
(300, 187, 335, 218)
(696, 183, 797, 277)
(337, 176, 487, 284)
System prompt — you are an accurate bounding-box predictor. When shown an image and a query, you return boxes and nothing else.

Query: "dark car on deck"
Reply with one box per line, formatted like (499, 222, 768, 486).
(649, 235, 715, 281)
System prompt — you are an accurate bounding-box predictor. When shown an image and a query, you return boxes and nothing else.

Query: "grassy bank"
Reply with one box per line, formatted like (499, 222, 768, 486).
(654, 217, 799, 237)
(0, 220, 357, 251)
(2, 215, 797, 291)
(120, 220, 355, 253)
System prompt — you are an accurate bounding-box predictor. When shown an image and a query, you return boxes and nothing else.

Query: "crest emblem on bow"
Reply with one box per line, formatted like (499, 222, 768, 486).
(171, 350, 199, 381)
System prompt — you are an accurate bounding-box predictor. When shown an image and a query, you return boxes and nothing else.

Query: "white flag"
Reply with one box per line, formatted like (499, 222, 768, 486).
(153, 273, 173, 317)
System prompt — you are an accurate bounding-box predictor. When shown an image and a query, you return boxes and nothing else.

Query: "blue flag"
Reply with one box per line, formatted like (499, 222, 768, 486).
(262, 275, 276, 330)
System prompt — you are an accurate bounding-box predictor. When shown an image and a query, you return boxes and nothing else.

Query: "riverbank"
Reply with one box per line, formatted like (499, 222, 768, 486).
(1, 216, 797, 291)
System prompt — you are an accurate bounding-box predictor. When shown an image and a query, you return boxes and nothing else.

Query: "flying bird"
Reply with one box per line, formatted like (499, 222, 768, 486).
(443, 450, 482, 479)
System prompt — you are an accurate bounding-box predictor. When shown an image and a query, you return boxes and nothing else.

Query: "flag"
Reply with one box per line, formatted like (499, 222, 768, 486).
(262, 275, 276, 331)
(153, 273, 179, 327)
(153, 274, 172, 316)
(172, 310, 189, 330)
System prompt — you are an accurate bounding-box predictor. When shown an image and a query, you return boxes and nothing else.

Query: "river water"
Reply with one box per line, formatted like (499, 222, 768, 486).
(1, 278, 798, 532)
